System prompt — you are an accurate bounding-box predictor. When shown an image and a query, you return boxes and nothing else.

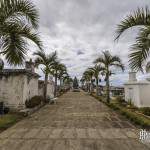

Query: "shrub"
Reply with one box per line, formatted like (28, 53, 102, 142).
(4, 107, 9, 114)
(25, 96, 43, 108)
(140, 107, 150, 116)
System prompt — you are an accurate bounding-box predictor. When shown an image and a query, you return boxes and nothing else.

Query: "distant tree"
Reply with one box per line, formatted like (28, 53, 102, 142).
(51, 62, 66, 97)
(88, 65, 104, 96)
(82, 69, 94, 93)
(73, 77, 79, 89)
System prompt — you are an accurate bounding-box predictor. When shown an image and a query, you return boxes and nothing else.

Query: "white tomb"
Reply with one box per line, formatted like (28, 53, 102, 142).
(124, 72, 150, 107)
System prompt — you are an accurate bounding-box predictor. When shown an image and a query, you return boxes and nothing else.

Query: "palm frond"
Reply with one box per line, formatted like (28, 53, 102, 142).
(0, 0, 39, 28)
(115, 7, 150, 40)
(2, 35, 26, 65)
(18, 25, 42, 50)
(129, 27, 150, 71)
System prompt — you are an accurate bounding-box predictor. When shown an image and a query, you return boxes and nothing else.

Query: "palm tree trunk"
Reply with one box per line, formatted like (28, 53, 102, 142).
(54, 73, 57, 97)
(106, 72, 110, 103)
(60, 77, 62, 87)
(90, 80, 93, 94)
(96, 78, 99, 96)
(44, 73, 48, 102)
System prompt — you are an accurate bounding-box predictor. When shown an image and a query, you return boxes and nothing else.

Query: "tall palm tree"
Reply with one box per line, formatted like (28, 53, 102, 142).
(51, 62, 66, 97)
(94, 51, 124, 103)
(34, 51, 57, 101)
(115, 7, 150, 71)
(88, 65, 104, 96)
(0, 0, 42, 65)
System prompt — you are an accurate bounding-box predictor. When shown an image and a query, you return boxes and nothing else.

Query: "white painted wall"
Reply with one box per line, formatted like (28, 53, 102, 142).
(38, 81, 54, 98)
(0, 74, 39, 109)
(23, 76, 39, 106)
(125, 82, 150, 107)
(0, 75, 24, 109)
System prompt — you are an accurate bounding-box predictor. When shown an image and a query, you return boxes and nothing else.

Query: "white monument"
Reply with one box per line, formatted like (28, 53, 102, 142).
(124, 72, 150, 107)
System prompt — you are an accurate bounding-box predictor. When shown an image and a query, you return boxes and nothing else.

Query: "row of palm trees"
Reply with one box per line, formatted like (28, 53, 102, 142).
(34, 50, 71, 101)
(82, 6, 150, 103)
(81, 51, 124, 103)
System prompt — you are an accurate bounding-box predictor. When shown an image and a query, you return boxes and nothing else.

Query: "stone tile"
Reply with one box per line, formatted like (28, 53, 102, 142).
(23, 129, 40, 139)
(0, 129, 16, 139)
(76, 129, 87, 139)
(80, 139, 100, 150)
(111, 129, 127, 139)
(33, 140, 54, 150)
(10, 129, 28, 138)
(68, 140, 81, 150)
(62, 129, 76, 139)
(87, 129, 101, 139)
(123, 129, 138, 139)
(37, 129, 52, 139)
(1, 139, 23, 150)
(98, 129, 115, 139)
(49, 129, 63, 139)
(20, 140, 37, 150)
(53, 140, 69, 150)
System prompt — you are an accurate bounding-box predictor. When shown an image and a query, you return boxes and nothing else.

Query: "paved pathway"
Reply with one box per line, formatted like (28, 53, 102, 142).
(0, 91, 149, 150)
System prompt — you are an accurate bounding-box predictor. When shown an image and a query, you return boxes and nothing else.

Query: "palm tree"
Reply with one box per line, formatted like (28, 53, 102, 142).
(88, 65, 104, 96)
(94, 51, 124, 103)
(58, 66, 67, 87)
(34, 51, 57, 101)
(83, 69, 94, 93)
(115, 7, 150, 71)
(0, 0, 42, 65)
(51, 62, 66, 97)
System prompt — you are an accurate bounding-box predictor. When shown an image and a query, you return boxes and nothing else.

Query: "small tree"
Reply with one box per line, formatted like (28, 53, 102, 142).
(73, 77, 79, 89)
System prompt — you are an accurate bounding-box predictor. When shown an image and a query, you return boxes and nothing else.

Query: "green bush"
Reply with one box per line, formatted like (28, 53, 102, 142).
(140, 107, 150, 116)
(25, 96, 43, 108)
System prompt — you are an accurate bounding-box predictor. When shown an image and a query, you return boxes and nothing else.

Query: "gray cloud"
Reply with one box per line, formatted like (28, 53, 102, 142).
(29, 0, 150, 85)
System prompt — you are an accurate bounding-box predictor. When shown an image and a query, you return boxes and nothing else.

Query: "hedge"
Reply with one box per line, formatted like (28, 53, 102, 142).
(91, 93, 150, 128)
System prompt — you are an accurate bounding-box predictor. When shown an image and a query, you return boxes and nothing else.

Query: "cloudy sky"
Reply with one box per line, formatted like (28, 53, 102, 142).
(29, 0, 150, 85)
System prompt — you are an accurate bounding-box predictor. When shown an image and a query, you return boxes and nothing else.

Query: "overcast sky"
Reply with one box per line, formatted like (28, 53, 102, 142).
(29, 0, 150, 85)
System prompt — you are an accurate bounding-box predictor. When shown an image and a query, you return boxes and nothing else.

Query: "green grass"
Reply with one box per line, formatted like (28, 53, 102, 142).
(0, 113, 24, 131)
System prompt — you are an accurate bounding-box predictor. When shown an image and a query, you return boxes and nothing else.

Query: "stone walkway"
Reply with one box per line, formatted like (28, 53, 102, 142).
(0, 91, 149, 150)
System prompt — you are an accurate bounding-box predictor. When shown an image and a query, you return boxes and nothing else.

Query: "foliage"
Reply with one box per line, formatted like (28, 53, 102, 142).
(25, 96, 43, 108)
(140, 107, 150, 116)
(0, 0, 42, 65)
(116, 7, 150, 71)
(73, 77, 79, 89)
